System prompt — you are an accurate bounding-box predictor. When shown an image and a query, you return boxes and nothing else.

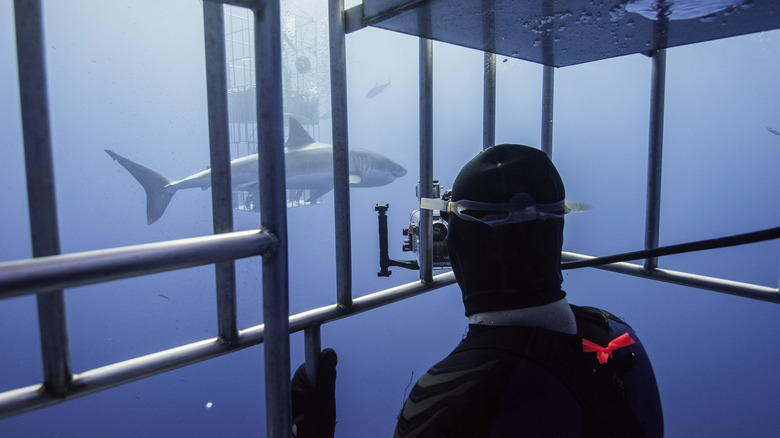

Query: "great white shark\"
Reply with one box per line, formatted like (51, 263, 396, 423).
(106, 118, 407, 224)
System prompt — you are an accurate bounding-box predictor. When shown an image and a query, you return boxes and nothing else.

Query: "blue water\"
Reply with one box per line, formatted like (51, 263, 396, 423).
(1, 1, 779, 437)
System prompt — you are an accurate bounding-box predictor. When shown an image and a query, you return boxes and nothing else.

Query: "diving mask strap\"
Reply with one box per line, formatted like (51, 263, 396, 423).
(420, 197, 450, 213)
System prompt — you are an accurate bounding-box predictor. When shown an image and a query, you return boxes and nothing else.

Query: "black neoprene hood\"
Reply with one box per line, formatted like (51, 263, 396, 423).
(447, 144, 567, 316)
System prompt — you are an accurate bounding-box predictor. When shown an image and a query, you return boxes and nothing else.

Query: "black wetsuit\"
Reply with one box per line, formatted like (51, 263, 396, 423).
(394, 305, 664, 438)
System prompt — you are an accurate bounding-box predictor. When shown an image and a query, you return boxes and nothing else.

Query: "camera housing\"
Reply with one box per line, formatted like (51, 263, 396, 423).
(376, 181, 452, 276)
(403, 209, 450, 269)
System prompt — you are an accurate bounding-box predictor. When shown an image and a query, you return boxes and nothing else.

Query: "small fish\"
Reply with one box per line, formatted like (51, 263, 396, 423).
(366, 80, 391, 99)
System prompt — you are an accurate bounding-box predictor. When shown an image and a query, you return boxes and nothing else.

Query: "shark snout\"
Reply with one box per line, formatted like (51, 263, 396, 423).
(392, 164, 408, 178)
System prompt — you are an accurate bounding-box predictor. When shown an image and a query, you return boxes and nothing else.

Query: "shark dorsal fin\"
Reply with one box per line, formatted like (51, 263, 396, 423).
(286, 118, 317, 149)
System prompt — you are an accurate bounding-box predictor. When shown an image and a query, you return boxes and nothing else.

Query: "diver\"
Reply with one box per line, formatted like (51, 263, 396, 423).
(292, 144, 664, 437)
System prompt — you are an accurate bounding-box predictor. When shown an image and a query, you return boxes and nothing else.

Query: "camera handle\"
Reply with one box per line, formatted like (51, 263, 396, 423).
(376, 204, 420, 277)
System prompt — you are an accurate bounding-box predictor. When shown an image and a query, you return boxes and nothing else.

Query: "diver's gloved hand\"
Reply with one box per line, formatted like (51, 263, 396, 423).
(291, 348, 338, 438)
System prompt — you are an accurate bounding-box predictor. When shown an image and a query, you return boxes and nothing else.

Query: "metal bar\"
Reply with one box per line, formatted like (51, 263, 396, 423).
(289, 271, 456, 332)
(644, 48, 667, 272)
(215, 0, 261, 10)
(562, 226, 780, 270)
(14, 0, 71, 395)
(254, 0, 291, 435)
(483, 52, 496, 150)
(0, 271, 456, 420)
(541, 65, 555, 158)
(0, 230, 275, 299)
(6, 250, 777, 420)
(344, 4, 364, 34)
(481, 0, 496, 150)
(561, 252, 780, 304)
(304, 325, 322, 386)
(203, 0, 239, 345)
(329, 0, 353, 310)
(419, 38, 434, 284)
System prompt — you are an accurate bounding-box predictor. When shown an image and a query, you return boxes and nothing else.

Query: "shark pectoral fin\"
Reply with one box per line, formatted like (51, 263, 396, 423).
(305, 187, 331, 203)
(349, 173, 362, 184)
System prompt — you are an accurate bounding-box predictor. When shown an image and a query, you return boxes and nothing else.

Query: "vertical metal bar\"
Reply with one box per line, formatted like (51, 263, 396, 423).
(14, 0, 72, 395)
(203, 1, 238, 345)
(483, 52, 496, 150)
(254, 1, 290, 436)
(303, 325, 322, 386)
(539, 0, 555, 159)
(329, 0, 353, 309)
(419, 38, 434, 284)
(541, 65, 555, 158)
(481, 0, 495, 151)
(644, 48, 666, 272)
(644, 8, 670, 273)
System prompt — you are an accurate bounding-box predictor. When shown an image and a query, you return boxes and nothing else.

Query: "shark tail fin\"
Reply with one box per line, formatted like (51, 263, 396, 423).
(105, 150, 176, 224)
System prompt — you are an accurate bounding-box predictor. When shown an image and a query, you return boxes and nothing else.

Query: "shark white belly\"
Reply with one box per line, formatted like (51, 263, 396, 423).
(106, 118, 407, 224)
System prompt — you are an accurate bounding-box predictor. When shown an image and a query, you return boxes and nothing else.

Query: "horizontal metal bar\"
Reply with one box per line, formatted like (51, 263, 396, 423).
(2, 248, 775, 419)
(0, 230, 277, 299)
(0, 271, 456, 419)
(289, 271, 456, 332)
(203, 0, 258, 10)
(357, 0, 422, 32)
(561, 251, 780, 304)
(562, 227, 780, 270)
(344, 4, 365, 34)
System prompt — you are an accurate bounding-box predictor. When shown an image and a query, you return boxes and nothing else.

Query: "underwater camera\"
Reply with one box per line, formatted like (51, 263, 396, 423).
(376, 181, 451, 277)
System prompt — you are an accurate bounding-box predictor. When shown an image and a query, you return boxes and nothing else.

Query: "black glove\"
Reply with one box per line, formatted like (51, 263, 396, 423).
(291, 348, 338, 438)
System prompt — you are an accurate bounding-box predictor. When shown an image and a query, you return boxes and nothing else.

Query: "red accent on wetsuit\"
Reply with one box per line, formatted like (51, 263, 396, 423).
(582, 332, 635, 364)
